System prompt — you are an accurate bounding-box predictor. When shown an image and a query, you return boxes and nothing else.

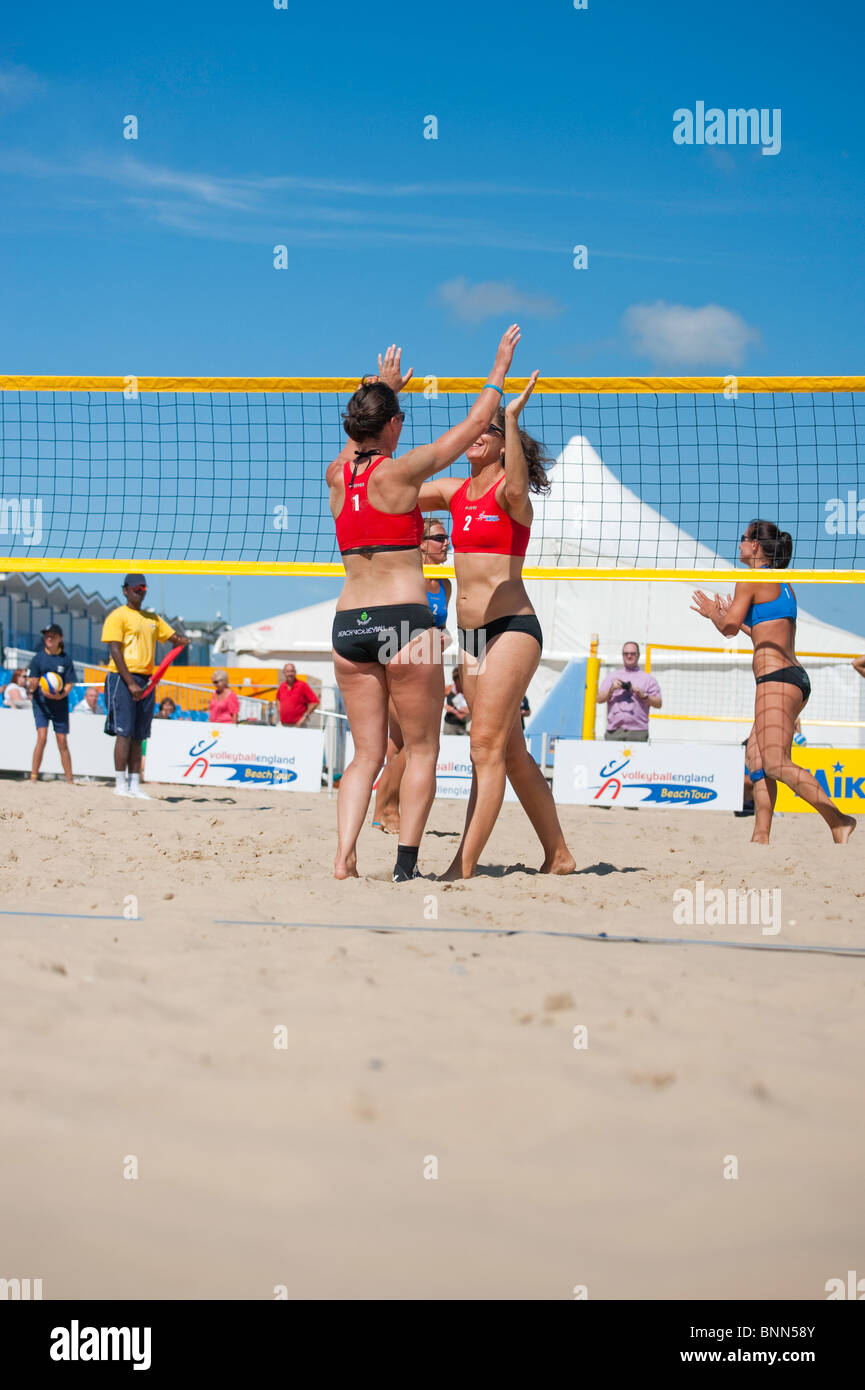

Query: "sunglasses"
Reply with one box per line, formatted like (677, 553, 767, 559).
(427, 534, 448, 544)
(486, 423, 504, 438)
(740, 534, 752, 543)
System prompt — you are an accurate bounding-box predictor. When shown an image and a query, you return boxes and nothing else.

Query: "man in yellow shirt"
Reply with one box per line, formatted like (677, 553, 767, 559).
(101, 573, 188, 799)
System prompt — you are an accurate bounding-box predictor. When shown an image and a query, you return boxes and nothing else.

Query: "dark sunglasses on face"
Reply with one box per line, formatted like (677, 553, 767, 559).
(428, 535, 448, 544)
(129, 585, 147, 594)
(486, 423, 504, 438)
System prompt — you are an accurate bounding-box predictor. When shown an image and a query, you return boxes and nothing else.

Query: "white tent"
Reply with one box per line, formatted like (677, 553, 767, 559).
(522, 437, 865, 744)
(214, 435, 865, 745)
(524, 436, 859, 657)
(213, 598, 339, 688)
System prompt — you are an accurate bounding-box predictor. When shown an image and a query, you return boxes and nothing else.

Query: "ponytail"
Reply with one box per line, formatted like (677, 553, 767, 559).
(746, 518, 793, 569)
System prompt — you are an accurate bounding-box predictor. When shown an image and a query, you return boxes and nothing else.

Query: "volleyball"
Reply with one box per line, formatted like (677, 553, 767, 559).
(39, 671, 63, 696)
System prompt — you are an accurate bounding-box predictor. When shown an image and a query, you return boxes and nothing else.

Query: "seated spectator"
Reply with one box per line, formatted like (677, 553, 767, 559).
(155, 697, 177, 720)
(597, 641, 662, 742)
(3, 669, 31, 710)
(443, 669, 470, 735)
(72, 685, 105, 715)
(276, 663, 319, 727)
(209, 671, 239, 724)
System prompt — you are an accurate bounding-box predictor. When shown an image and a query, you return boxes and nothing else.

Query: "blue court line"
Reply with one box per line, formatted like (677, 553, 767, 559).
(212, 920, 865, 958)
(0, 910, 141, 921)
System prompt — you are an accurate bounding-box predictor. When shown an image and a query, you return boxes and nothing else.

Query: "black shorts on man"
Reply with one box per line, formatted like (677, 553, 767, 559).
(104, 672, 156, 740)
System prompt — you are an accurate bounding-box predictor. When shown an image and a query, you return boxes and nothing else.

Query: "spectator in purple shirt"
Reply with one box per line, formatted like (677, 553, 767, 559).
(597, 641, 662, 742)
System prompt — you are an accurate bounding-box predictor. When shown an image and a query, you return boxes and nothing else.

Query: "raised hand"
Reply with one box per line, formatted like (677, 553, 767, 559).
(377, 344, 414, 394)
(493, 324, 521, 375)
(505, 368, 540, 421)
(691, 590, 719, 620)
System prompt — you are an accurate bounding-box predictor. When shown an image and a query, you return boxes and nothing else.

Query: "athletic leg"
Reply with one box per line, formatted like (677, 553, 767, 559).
(442, 630, 542, 880)
(386, 627, 444, 856)
(756, 682, 855, 842)
(372, 700, 404, 833)
(503, 717, 575, 873)
(744, 723, 777, 844)
(114, 736, 131, 774)
(55, 731, 73, 783)
(30, 725, 48, 779)
(333, 652, 390, 878)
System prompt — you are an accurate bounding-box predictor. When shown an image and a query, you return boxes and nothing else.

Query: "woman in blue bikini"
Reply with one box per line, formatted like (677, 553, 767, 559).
(692, 519, 855, 845)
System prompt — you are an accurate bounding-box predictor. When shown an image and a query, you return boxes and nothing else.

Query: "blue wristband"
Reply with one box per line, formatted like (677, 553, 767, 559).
(483, 383, 504, 396)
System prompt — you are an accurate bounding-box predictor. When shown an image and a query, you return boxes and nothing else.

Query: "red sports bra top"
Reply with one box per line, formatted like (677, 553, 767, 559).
(449, 474, 531, 557)
(334, 453, 423, 556)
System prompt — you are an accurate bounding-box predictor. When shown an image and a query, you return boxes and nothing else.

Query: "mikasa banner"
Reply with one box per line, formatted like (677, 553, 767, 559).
(552, 740, 744, 810)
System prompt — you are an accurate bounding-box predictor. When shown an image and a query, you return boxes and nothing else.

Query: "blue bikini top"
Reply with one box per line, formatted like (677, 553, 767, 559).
(745, 581, 797, 628)
(426, 582, 449, 629)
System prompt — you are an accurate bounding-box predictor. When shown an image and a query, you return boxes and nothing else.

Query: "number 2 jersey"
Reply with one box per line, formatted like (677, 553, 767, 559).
(449, 474, 531, 557)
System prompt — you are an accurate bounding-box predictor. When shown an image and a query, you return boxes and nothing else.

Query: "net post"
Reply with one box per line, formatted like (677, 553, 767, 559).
(582, 634, 600, 740)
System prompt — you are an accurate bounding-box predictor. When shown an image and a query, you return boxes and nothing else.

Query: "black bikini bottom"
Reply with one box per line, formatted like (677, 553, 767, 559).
(755, 665, 811, 705)
(458, 613, 543, 661)
(332, 604, 434, 664)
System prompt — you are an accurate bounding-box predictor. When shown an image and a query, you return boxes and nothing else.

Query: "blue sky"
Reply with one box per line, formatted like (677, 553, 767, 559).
(1, 0, 863, 634)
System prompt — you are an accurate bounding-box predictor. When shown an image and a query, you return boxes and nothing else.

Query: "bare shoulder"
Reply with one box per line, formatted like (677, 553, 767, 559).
(438, 477, 463, 501)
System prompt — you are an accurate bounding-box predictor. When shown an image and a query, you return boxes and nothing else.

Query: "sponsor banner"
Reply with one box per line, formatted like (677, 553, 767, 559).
(553, 739, 744, 810)
(348, 732, 520, 800)
(145, 722, 323, 791)
(774, 748, 865, 814)
(436, 735, 519, 800)
(0, 708, 116, 776)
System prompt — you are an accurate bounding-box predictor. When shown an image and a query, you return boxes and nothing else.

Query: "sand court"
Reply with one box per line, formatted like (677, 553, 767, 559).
(1, 782, 863, 1299)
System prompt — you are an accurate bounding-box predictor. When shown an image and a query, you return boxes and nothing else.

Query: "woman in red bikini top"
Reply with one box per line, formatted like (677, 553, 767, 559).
(325, 327, 521, 884)
(419, 373, 575, 881)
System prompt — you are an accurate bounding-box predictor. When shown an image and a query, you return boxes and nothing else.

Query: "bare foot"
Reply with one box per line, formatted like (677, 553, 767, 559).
(750, 832, 771, 844)
(540, 847, 577, 874)
(334, 851, 359, 879)
(372, 818, 399, 835)
(438, 860, 473, 882)
(832, 815, 856, 845)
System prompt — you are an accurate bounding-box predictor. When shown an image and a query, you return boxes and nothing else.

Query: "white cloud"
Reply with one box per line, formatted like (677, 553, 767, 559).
(436, 277, 562, 325)
(0, 64, 41, 114)
(623, 300, 760, 368)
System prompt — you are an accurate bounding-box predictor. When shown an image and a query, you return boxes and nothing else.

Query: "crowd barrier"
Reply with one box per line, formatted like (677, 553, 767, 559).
(3, 707, 859, 814)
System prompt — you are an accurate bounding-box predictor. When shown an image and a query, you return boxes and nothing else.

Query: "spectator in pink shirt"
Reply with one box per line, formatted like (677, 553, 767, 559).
(597, 641, 662, 742)
(209, 670, 240, 724)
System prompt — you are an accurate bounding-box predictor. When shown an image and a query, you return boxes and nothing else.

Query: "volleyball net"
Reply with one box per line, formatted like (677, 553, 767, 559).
(0, 375, 863, 580)
(637, 645, 865, 744)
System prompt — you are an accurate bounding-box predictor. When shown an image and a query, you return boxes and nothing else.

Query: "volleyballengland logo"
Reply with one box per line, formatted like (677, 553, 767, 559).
(0, 496, 42, 545)
(592, 753, 718, 805)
